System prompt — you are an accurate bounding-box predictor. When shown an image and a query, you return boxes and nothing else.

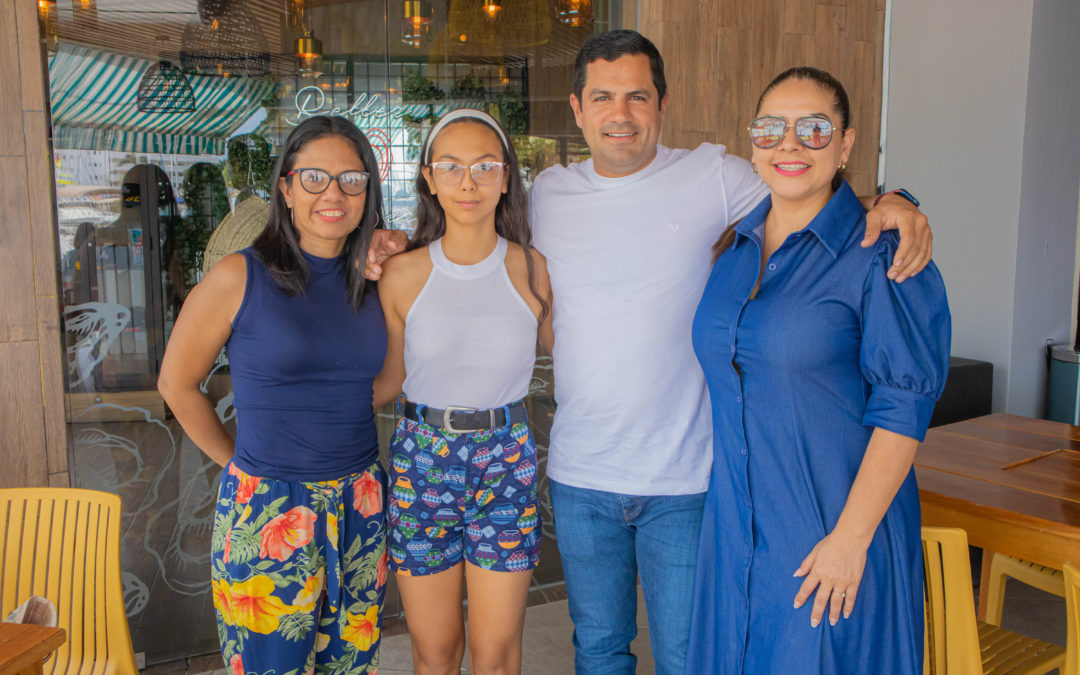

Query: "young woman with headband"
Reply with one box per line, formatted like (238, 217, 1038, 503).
(376, 108, 553, 674)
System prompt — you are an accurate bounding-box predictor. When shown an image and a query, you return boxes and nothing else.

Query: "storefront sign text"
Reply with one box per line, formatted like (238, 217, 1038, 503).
(287, 86, 406, 127)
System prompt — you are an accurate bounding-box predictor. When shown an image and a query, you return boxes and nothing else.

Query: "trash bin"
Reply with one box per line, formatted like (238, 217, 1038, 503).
(1047, 344, 1080, 424)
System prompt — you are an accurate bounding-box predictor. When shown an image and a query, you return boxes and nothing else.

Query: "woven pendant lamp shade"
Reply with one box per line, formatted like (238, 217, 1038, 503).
(137, 60, 196, 113)
(180, 0, 270, 77)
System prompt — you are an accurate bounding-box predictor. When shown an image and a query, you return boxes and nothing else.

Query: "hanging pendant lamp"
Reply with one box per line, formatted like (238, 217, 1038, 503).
(402, 0, 433, 48)
(555, 0, 593, 26)
(180, 0, 270, 77)
(138, 59, 196, 113)
(295, 29, 323, 77)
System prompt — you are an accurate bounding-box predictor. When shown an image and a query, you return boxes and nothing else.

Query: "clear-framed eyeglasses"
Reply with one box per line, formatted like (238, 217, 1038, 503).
(428, 161, 507, 186)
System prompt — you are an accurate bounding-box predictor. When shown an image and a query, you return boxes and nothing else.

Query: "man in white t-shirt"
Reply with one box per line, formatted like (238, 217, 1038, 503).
(528, 30, 931, 675)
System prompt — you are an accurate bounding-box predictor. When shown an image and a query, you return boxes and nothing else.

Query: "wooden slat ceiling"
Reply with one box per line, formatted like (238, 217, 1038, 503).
(49, 0, 592, 75)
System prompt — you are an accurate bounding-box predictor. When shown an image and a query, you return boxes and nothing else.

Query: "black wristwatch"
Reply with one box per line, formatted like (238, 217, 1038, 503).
(874, 188, 920, 208)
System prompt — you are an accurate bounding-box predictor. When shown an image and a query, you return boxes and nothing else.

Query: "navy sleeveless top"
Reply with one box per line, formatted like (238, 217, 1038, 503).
(227, 247, 387, 481)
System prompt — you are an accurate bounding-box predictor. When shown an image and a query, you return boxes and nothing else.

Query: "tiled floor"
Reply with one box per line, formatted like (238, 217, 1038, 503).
(147, 569, 1066, 675)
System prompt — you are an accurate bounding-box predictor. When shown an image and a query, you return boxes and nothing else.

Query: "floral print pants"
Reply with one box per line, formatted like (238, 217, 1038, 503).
(211, 460, 387, 675)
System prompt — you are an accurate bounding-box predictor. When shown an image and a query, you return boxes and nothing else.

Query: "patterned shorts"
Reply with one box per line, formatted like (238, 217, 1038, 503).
(386, 413, 541, 576)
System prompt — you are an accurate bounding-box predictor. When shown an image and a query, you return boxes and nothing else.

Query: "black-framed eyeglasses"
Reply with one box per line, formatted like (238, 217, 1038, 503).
(748, 115, 835, 150)
(286, 168, 370, 196)
(428, 161, 507, 186)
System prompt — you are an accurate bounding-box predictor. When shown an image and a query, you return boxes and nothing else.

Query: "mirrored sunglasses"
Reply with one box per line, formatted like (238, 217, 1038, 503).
(428, 161, 506, 186)
(287, 168, 370, 196)
(748, 115, 834, 150)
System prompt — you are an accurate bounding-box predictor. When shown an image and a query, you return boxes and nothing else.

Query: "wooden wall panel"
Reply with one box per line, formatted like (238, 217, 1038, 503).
(640, 0, 886, 195)
(0, 0, 69, 488)
(0, 342, 49, 488)
(0, 157, 37, 342)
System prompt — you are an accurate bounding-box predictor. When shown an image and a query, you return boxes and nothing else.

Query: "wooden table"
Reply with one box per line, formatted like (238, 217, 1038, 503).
(915, 412, 1080, 619)
(0, 623, 66, 675)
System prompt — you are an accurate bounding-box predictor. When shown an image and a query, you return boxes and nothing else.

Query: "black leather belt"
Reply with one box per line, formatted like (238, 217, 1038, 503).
(400, 398, 528, 433)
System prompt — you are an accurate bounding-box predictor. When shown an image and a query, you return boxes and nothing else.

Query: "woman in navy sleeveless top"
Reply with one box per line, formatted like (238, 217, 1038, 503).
(159, 116, 399, 675)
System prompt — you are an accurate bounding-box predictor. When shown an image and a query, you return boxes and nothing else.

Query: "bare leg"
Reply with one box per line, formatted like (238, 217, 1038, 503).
(464, 563, 533, 675)
(396, 563, 466, 675)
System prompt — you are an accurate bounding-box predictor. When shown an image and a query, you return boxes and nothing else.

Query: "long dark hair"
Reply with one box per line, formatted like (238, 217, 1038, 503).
(253, 115, 385, 310)
(410, 117, 549, 323)
(713, 66, 852, 261)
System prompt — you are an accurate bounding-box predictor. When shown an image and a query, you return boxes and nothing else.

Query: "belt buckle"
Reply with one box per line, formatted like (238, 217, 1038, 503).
(442, 406, 489, 434)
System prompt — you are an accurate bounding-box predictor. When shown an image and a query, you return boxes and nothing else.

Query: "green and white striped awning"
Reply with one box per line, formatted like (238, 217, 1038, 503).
(49, 43, 277, 156)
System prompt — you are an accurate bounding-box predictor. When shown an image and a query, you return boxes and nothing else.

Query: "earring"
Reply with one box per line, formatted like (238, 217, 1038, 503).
(837, 163, 846, 172)
(751, 163, 759, 174)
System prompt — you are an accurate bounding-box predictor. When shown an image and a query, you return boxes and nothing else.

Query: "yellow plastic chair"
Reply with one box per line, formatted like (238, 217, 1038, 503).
(1064, 562, 1080, 675)
(0, 488, 138, 675)
(984, 554, 1065, 626)
(921, 527, 1064, 674)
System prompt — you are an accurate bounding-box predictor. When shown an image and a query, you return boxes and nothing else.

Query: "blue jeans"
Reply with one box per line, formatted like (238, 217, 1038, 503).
(549, 480, 706, 675)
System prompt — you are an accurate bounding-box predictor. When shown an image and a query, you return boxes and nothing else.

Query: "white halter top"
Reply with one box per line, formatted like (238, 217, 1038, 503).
(402, 237, 538, 410)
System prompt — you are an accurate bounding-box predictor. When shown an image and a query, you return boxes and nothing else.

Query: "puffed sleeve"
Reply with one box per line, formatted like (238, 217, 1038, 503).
(859, 233, 951, 441)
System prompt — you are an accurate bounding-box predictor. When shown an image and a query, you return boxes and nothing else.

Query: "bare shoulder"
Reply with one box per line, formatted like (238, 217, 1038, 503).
(504, 242, 549, 279)
(190, 252, 247, 305)
(381, 247, 432, 287)
(202, 251, 247, 288)
(379, 246, 432, 318)
(185, 251, 247, 322)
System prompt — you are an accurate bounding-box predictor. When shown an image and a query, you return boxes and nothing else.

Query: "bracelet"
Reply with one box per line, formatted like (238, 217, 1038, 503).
(874, 188, 920, 208)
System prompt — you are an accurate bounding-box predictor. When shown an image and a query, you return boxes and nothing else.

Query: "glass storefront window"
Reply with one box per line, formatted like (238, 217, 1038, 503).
(44, 0, 620, 665)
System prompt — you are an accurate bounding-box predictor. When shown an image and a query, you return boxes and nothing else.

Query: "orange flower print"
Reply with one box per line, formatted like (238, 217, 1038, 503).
(291, 568, 326, 614)
(259, 506, 317, 562)
(229, 654, 244, 675)
(212, 578, 233, 625)
(376, 549, 388, 589)
(228, 463, 261, 505)
(353, 471, 383, 517)
(342, 605, 380, 651)
(227, 575, 290, 634)
(223, 530, 232, 563)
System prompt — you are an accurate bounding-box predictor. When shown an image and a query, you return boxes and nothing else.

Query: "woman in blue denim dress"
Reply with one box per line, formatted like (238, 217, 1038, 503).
(685, 68, 951, 673)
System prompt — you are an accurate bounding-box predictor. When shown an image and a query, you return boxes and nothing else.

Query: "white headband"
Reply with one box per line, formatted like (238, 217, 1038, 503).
(422, 108, 511, 164)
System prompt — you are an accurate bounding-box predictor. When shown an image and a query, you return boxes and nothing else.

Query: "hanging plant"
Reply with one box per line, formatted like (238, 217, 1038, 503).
(177, 163, 230, 290)
(226, 133, 273, 199)
(401, 70, 445, 125)
(495, 86, 527, 135)
(449, 74, 487, 103)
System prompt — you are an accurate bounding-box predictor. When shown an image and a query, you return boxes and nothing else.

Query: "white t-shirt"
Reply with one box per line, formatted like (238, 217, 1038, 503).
(529, 143, 768, 495)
